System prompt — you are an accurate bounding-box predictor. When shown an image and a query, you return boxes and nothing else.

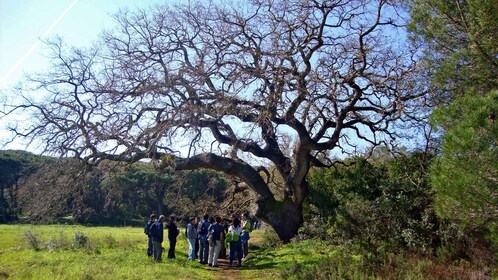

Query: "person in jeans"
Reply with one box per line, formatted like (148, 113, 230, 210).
(144, 214, 156, 257)
(166, 216, 179, 259)
(151, 215, 165, 262)
(227, 217, 243, 267)
(197, 214, 211, 264)
(207, 216, 224, 267)
(241, 212, 252, 259)
(186, 217, 197, 260)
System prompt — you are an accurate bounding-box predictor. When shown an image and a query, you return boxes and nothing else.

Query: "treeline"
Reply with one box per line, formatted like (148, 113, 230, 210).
(0, 150, 253, 226)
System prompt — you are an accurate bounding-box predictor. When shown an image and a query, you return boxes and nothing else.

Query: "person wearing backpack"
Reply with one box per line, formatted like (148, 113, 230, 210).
(241, 212, 252, 259)
(166, 216, 179, 259)
(150, 215, 165, 262)
(207, 216, 224, 267)
(144, 214, 156, 257)
(197, 214, 211, 264)
(186, 217, 197, 260)
(227, 216, 243, 267)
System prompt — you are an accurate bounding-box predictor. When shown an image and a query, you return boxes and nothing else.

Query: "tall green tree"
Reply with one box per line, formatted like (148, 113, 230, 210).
(408, 0, 498, 243)
(408, 0, 497, 99)
(431, 92, 497, 236)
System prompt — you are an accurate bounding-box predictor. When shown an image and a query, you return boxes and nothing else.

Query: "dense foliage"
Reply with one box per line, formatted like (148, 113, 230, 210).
(0, 150, 239, 225)
(304, 150, 495, 272)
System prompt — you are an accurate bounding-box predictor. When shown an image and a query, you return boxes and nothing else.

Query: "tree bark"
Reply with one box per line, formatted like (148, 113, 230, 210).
(255, 197, 303, 242)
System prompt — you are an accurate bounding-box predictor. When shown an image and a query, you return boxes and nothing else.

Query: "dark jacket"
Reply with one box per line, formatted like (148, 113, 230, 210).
(167, 222, 179, 240)
(209, 223, 224, 241)
(151, 221, 164, 243)
(144, 220, 154, 237)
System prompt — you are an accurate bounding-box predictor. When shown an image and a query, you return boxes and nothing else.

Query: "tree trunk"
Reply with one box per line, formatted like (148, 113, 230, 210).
(255, 197, 303, 242)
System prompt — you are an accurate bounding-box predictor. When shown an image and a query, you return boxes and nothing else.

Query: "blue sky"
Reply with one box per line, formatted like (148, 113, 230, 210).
(0, 0, 166, 90)
(0, 0, 166, 150)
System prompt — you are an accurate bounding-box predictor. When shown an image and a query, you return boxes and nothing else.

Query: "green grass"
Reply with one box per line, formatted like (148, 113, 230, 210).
(0, 225, 213, 280)
(1, 225, 494, 280)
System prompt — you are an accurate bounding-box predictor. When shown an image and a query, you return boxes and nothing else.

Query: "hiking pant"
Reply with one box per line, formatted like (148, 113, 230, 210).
(241, 232, 250, 258)
(229, 240, 242, 265)
(147, 237, 153, 257)
(187, 238, 196, 260)
(199, 238, 209, 264)
(208, 240, 221, 266)
(168, 238, 176, 259)
(152, 240, 162, 261)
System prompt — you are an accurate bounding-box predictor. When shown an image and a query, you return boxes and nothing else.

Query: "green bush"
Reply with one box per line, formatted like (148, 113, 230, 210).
(73, 231, 88, 248)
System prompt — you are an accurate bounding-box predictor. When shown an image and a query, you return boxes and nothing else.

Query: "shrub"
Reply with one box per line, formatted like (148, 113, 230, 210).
(73, 231, 88, 248)
(23, 230, 41, 251)
(45, 231, 69, 251)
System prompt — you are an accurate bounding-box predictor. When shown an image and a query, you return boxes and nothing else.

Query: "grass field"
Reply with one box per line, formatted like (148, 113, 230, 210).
(2, 225, 493, 279)
(1, 225, 320, 280)
(0, 225, 214, 279)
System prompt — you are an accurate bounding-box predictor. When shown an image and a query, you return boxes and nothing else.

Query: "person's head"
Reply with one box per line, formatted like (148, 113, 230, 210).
(150, 214, 156, 221)
(209, 217, 215, 224)
(170, 216, 176, 222)
(158, 215, 166, 222)
(241, 213, 248, 220)
(195, 216, 200, 223)
(189, 217, 196, 224)
(215, 216, 222, 224)
(233, 217, 241, 227)
(203, 214, 209, 220)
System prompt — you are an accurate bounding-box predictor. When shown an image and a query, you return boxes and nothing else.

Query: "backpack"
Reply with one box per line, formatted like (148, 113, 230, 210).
(149, 222, 158, 237)
(145, 221, 155, 236)
(199, 221, 209, 236)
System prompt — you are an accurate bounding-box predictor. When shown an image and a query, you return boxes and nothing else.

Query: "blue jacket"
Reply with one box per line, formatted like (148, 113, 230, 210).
(150, 221, 164, 243)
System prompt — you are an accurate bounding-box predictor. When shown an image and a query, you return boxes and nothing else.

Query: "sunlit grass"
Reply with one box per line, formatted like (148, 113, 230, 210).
(0, 224, 213, 280)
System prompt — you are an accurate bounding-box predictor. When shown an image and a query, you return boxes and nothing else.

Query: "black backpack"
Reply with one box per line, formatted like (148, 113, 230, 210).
(199, 221, 209, 235)
(149, 222, 158, 237)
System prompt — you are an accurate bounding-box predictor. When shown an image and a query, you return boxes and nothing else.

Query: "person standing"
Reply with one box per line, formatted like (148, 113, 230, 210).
(207, 216, 225, 267)
(226, 217, 243, 267)
(194, 216, 200, 259)
(166, 216, 179, 259)
(144, 214, 156, 257)
(241, 212, 252, 259)
(197, 214, 211, 264)
(151, 215, 165, 262)
(186, 217, 197, 260)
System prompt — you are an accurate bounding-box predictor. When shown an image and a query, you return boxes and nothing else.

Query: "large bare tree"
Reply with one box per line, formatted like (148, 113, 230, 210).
(3, 0, 425, 240)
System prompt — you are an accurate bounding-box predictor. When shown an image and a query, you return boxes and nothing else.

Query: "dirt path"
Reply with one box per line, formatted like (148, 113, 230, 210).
(207, 233, 263, 280)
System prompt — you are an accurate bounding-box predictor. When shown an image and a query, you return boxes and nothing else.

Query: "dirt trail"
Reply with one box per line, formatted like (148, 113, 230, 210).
(207, 234, 263, 280)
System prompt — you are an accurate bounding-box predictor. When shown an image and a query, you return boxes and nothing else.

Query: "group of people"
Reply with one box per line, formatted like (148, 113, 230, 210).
(144, 211, 253, 268)
(144, 214, 180, 261)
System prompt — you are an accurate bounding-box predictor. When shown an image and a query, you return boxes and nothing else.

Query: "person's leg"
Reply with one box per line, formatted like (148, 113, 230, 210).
(236, 242, 243, 266)
(195, 237, 199, 259)
(208, 243, 214, 265)
(204, 240, 210, 263)
(172, 239, 176, 258)
(157, 242, 163, 261)
(212, 240, 221, 266)
(228, 241, 234, 265)
(199, 239, 206, 263)
(188, 238, 195, 260)
(153, 241, 162, 262)
(147, 237, 153, 256)
(168, 239, 176, 258)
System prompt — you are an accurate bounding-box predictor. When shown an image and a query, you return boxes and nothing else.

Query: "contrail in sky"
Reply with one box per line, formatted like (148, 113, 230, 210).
(0, 0, 79, 87)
